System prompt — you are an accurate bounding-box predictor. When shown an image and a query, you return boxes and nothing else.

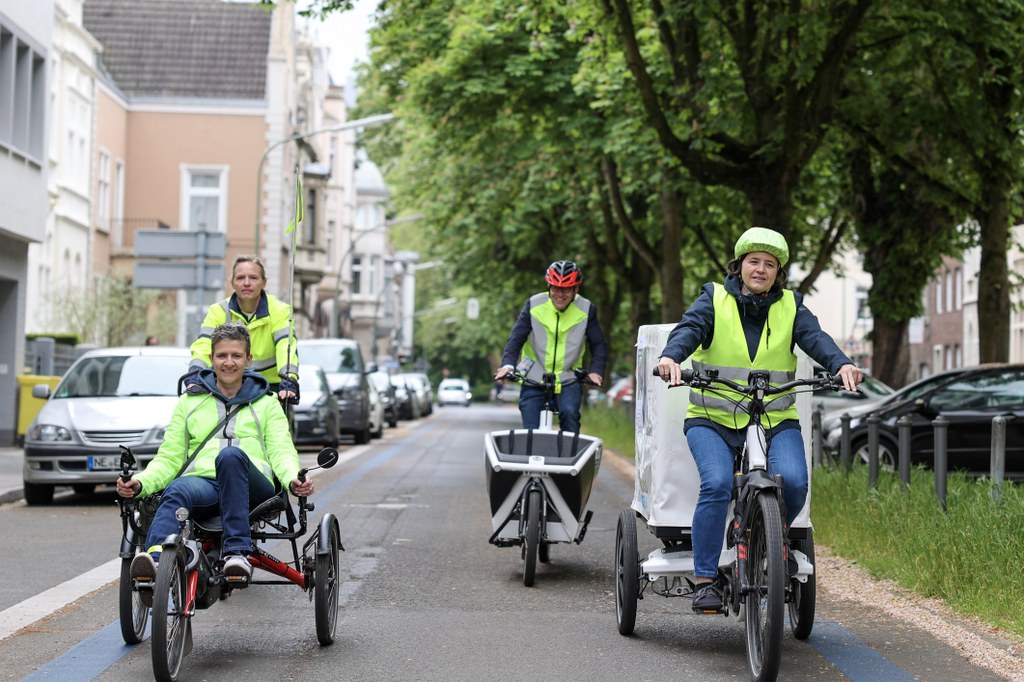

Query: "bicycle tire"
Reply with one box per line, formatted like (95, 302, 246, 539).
(615, 509, 639, 635)
(745, 492, 785, 682)
(523, 489, 541, 587)
(118, 554, 150, 644)
(151, 545, 188, 682)
(788, 530, 816, 639)
(315, 517, 341, 645)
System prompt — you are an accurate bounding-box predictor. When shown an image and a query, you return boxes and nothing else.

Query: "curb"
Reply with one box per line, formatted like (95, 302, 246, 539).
(0, 488, 22, 505)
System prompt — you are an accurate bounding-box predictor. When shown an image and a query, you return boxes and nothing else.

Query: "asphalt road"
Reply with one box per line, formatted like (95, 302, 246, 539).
(0, 405, 1009, 681)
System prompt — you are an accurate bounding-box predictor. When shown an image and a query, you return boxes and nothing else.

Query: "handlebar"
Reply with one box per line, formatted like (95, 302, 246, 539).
(652, 367, 844, 394)
(495, 367, 597, 388)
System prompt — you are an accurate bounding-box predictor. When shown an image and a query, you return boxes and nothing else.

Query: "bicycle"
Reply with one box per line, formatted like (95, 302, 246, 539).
(118, 445, 342, 682)
(615, 367, 841, 682)
(485, 368, 602, 586)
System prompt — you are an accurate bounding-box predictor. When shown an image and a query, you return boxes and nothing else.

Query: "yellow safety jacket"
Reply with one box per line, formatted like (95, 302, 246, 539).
(189, 292, 298, 385)
(521, 292, 592, 393)
(687, 283, 799, 428)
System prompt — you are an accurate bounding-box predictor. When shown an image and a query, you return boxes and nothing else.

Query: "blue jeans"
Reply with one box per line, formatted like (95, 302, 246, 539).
(145, 447, 277, 556)
(686, 426, 808, 579)
(518, 381, 582, 433)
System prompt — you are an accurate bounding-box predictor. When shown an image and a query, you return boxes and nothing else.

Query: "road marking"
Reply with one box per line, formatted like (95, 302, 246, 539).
(0, 558, 120, 641)
(20, 621, 138, 682)
(810, 620, 917, 681)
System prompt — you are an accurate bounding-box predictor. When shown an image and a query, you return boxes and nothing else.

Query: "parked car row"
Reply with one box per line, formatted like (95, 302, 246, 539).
(822, 364, 1024, 478)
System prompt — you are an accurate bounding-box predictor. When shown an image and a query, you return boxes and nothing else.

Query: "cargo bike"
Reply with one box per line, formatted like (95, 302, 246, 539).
(485, 369, 603, 586)
(614, 325, 839, 682)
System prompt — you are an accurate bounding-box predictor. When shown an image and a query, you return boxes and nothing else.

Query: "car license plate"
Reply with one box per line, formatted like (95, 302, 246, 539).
(87, 455, 119, 471)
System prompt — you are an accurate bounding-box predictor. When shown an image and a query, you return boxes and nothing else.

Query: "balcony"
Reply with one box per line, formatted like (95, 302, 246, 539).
(294, 243, 327, 284)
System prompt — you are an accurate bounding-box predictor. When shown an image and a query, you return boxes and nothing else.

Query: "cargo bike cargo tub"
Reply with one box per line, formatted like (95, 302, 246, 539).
(485, 427, 603, 586)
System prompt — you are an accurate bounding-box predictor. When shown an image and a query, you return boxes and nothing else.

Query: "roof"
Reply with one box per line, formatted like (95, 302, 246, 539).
(83, 0, 271, 100)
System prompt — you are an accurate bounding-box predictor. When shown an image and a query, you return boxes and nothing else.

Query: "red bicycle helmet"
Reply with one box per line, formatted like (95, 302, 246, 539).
(545, 260, 582, 287)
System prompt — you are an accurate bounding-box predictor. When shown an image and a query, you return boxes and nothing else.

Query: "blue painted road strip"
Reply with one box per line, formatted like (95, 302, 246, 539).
(809, 620, 917, 682)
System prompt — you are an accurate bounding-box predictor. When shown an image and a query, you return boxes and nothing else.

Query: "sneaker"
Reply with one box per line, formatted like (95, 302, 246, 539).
(223, 554, 252, 583)
(130, 551, 158, 608)
(130, 551, 157, 583)
(691, 582, 724, 612)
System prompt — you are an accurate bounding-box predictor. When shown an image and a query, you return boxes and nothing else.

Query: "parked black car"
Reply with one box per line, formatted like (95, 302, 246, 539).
(292, 364, 340, 448)
(369, 371, 399, 428)
(390, 375, 421, 420)
(824, 364, 1024, 477)
(298, 338, 376, 444)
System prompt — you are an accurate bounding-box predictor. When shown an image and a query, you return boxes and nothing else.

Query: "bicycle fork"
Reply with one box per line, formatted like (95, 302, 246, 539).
(731, 471, 785, 599)
(517, 478, 548, 541)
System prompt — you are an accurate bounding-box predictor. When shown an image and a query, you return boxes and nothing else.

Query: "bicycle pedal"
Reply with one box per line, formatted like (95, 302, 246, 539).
(224, 575, 250, 588)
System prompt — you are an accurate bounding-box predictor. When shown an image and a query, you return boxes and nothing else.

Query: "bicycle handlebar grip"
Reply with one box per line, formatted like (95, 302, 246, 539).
(297, 468, 308, 483)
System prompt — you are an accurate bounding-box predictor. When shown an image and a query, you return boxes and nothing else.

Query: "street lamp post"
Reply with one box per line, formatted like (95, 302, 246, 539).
(252, 112, 395, 257)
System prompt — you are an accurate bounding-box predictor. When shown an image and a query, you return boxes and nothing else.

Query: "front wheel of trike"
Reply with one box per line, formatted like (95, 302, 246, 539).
(119, 547, 150, 644)
(315, 515, 341, 645)
(151, 545, 188, 682)
(745, 492, 785, 682)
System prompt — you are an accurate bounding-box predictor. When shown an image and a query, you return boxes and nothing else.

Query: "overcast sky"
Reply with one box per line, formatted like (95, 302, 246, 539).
(298, 0, 374, 86)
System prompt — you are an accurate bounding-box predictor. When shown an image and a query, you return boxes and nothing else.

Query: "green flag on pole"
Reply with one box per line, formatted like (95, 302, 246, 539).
(285, 173, 303, 234)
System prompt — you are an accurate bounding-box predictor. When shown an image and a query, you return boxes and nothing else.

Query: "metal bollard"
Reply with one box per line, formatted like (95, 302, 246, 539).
(897, 415, 912, 492)
(811, 408, 823, 469)
(867, 414, 880, 488)
(839, 413, 852, 471)
(991, 415, 1010, 503)
(933, 416, 948, 512)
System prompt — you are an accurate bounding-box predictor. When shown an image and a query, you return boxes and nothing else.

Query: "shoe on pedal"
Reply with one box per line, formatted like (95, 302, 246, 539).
(130, 550, 158, 608)
(691, 582, 724, 612)
(223, 554, 253, 584)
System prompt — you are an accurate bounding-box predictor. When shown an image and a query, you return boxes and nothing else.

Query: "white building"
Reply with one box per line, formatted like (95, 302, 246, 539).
(0, 1, 53, 444)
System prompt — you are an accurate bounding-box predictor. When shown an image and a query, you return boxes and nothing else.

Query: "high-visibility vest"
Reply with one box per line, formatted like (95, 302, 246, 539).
(687, 283, 799, 428)
(520, 292, 592, 393)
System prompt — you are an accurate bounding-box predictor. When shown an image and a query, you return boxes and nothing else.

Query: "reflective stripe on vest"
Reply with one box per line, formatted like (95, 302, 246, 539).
(522, 292, 590, 391)
(687, 283, 798, 428)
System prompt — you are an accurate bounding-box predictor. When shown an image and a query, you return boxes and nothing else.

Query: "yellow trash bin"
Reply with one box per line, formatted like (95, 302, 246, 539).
(16, 375, 61, 441)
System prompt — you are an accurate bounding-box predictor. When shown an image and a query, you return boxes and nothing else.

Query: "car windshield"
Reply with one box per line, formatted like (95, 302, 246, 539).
(298, 365, 328, 400)
(55, 355, 184, 398)
(370, 373, 390, 391)
(929, 370, 1024, 411)
(301, 344, 363, 374)
(860, 374, 894, 396)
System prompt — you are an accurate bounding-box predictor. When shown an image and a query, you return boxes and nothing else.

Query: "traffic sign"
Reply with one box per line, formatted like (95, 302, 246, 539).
(133, 262, 225, 290)
(135, 230, 226, 259)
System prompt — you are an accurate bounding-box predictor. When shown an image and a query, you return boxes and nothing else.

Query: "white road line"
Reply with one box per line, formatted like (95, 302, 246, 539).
(0, 444, 377, 643)
(0, 558, 120, 641)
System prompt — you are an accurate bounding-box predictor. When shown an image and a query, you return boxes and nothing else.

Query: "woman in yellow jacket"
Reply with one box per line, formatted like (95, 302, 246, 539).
(188, 255, 299, 401)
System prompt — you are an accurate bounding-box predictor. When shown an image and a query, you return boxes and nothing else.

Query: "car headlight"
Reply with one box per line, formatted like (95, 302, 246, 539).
(30, 424, 72, 442)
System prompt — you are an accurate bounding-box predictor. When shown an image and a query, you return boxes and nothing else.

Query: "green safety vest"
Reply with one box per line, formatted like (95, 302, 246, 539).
(521, 292, 591, 393)
(687, 283, 799, 428)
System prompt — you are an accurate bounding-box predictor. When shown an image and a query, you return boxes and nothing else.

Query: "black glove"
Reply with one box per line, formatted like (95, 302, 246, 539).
(183, 370, 204, 394)
(279, 377, 300, 404)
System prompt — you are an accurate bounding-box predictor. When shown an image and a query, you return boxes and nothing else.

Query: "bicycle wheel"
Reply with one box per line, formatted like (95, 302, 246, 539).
(315, 518, 341, 645)
(151, 545, 188, 682)
(615, 509, 639, 635)
(522, 489, 541, 587)
(119, 551, 150, 644)
(788, 530, 816, 640)
(538, 541, 550, 564)
(745, 492, 785, 682)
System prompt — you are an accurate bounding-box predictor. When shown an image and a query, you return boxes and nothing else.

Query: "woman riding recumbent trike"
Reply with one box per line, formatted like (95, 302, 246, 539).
(485, 368, 603, 586)
(117, 444, 342, 682)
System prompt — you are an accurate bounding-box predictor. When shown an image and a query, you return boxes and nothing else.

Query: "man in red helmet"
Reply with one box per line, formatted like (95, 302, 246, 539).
(494, 260, 607, 432)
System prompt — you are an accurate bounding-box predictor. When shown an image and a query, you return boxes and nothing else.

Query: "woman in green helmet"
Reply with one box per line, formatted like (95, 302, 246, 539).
(655, 227, 863, 612)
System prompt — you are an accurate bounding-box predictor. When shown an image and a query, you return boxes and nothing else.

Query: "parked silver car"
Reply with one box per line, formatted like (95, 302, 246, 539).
(400, 372, 433, 415)
(23, 346, 190, 505)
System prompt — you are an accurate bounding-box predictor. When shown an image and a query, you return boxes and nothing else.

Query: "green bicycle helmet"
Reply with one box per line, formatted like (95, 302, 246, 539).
(734, 227, 789, 267)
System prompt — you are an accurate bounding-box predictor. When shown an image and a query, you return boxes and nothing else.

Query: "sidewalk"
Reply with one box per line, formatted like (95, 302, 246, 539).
(0, 446, 23, 504)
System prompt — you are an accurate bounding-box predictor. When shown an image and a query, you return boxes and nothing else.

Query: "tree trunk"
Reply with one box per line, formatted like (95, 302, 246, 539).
(976, 173, 1013, 363)
(871, 316, 912, 388)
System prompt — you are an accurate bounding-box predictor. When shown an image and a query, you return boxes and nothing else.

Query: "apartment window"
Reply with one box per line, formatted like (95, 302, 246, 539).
(351, 255, 378, 296)
(113, 160, 125, 244)
(0, 24, 47, 162)
(304, 187, 316, 246)
(954, 343, 961, 368)
(182, 168, 227, 232)
(97, 151, 110, 231)
(944, 271, 953, 313)
(954, 268, 962, 310)
(855, 286, 870, 319)
(935, 278, 943, 314)
(327, 220, 335, 266)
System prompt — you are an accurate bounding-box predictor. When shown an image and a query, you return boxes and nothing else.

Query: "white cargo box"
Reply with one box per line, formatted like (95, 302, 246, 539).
(632, 324, 813, 530)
